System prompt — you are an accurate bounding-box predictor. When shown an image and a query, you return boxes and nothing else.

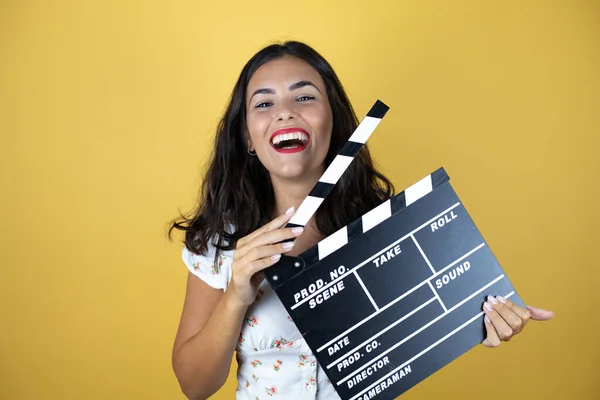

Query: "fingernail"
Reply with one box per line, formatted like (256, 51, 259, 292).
(271, 254, 281, 261)
(487, 295, 498, 305)
(496, 295, 506, 304)
(286, 207, 294, 214)
(282, 241, 295, 249)
(291, 227, 304, 234)
(484, 302, 493, 312)
(484, 315, 491, 324)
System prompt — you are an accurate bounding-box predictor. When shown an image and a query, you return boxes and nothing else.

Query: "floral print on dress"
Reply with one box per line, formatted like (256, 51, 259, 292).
(297, 354, 308, 367)
(251, 359, 262, 368)
(265, 386, 277, 396)
(272, 337, 295, 350)
(191, 253, 228, 275)
(306, 376, 316, 391)
(245, 315, 259, 327)
(255, 289, 265, 302)
(273, 359, 283, 372)
(210, 254, 228, 275)
(192, 260, 201, 272)
(297, 354, 316, 368)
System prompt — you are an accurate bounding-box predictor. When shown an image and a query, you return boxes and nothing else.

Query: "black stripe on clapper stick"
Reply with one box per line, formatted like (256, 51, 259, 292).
(277, 99, 389, 249)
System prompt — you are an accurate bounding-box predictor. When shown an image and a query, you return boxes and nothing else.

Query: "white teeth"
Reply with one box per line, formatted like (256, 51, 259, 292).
(271, 132, 308, 145)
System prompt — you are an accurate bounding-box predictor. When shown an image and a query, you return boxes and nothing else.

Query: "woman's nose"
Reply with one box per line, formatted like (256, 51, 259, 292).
(275, 100, 298, 121)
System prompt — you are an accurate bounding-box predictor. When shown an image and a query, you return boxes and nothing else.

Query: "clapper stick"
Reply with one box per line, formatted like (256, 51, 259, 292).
(284, 99, 389, 231)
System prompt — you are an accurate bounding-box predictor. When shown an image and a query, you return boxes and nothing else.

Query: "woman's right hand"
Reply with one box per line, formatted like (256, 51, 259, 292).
(228, 207, 303, 307)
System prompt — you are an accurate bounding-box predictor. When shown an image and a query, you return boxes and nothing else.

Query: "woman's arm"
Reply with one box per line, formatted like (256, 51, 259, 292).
(172, 274, 247, 400)
(172, 208, 303, 399)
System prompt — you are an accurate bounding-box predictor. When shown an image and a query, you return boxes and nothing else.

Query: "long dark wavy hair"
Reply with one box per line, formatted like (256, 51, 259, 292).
(169, 40, 395, 256)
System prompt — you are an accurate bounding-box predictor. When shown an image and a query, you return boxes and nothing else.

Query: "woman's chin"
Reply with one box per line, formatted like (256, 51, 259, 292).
(268, 166, 320, 183)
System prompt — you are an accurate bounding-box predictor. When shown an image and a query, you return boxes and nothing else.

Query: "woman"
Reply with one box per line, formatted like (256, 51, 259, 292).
(169, 41, 553, 400)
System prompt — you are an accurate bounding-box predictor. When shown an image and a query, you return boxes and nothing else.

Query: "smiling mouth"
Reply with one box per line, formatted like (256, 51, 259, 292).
(270, 131, 309, 150)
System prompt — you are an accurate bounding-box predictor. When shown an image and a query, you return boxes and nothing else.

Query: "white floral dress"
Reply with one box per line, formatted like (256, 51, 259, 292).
(182, 243, 342, 400)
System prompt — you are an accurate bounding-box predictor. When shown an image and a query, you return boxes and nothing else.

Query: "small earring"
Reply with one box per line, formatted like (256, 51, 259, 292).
(247, 149, 256, 156)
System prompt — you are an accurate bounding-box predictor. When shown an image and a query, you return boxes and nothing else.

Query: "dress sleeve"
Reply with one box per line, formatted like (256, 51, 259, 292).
(181, 243, 233, 292)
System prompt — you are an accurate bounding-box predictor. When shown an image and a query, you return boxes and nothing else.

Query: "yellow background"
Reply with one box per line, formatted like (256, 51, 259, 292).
(1, 0, 598, 399)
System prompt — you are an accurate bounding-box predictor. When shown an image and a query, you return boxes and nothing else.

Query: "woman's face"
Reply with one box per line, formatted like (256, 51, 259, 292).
(245, 55, 333, 182)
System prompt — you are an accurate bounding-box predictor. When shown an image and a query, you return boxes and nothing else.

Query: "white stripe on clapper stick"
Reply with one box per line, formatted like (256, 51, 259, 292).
(287, 100, 389, 228)
(320, 155, 354, 184)
(318, 227, 349, 259)
(349, 116, 383, 143)
(405, 174, 433, 206)
(290, 196, 324, 227)
(362, 199, 392, 232)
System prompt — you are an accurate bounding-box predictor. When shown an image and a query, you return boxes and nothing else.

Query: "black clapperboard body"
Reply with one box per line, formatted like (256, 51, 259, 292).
(264, 100, 524, 400)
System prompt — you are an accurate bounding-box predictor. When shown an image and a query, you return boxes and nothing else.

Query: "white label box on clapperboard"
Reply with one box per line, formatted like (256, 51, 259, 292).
(265, 167, 525, 400)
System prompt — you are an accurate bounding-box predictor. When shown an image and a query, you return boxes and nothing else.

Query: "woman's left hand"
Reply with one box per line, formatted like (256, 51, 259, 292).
(482, 295, 554, 347)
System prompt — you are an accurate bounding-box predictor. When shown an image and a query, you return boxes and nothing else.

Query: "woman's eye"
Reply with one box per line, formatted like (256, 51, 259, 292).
(297, 96, 315, 102)
(255, 101, 272, 108)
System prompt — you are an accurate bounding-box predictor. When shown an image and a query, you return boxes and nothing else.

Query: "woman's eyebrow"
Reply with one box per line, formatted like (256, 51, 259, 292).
(248, 81, 322, 104)
(248, 88, 274, 104)
(289, 80, 321, 93)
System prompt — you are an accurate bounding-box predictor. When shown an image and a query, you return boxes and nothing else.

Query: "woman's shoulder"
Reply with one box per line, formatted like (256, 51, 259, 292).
(181, 223, 236, 291)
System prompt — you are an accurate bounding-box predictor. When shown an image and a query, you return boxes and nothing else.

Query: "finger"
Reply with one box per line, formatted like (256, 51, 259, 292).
(236, 226, 303, 260)
(483, 301, 514, 341)
(237, 207, 295, 249)
(237, 207, 296, 249)
(481, 314, 501, 347)
(244, 253, 284, 277)
(526, 305, 555, 321)
(497, 296, 532, 324)
(486, 296, 525, 334)
(242, 241, 297, 269)
(233, 251, 284, 281)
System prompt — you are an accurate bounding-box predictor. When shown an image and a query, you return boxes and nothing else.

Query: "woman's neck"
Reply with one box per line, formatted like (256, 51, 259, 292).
(270, 169, 323, 222)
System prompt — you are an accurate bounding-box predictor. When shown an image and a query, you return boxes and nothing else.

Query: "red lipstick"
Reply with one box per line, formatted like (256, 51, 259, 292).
(269, 127, 309, 143)
(269, 127, 310, 154)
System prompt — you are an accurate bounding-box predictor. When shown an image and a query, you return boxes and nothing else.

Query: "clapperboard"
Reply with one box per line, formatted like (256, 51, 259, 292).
(264, 100, 525, 400)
